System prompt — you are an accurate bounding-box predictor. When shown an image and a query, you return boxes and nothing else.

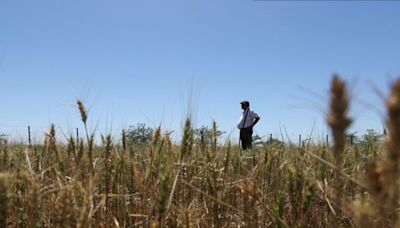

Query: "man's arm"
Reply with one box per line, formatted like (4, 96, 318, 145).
(252, 117, 260, 127)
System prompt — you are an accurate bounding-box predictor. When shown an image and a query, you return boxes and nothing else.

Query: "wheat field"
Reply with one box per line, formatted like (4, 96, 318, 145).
(0, 75, 399, 227)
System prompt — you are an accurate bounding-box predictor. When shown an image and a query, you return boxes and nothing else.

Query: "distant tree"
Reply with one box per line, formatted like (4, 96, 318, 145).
(126, 123, 154, 145)
(358, 129, 382, 149)
(362, 129, 381, 143)
(345, 129, 385, 147)
(349, 129, 383, 159)
(194, 125, 225, 146)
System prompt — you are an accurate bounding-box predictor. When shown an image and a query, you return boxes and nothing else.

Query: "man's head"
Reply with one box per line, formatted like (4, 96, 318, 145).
(240, 100, 249, 110)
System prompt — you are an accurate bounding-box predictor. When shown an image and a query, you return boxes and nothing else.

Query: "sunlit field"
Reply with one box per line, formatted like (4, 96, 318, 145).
(0, 76, 399, 227)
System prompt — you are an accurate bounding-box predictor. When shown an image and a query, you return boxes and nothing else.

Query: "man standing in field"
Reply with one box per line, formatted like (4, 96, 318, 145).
(237, 100, 260, 150)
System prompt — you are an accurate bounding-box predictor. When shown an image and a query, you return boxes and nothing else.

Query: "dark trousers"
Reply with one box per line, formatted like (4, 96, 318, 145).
(240, 127, 253, 150)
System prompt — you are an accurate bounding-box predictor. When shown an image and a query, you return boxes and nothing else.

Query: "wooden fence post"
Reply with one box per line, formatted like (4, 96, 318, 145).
(76, 128, 79, 143)
(299, 134, 302, 147)
(326, 134, 329, 147)
(28, 125, 32, 148)
(350, 134, 354, 146)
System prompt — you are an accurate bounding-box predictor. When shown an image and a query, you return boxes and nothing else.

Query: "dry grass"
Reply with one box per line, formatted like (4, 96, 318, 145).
(0, 75, 399, 227)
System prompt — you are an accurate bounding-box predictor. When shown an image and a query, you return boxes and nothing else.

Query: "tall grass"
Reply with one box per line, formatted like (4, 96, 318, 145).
(0, 75, 399, 227)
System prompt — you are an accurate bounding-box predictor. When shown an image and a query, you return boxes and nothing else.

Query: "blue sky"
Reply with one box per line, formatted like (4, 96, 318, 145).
(0, 0, 399, 142)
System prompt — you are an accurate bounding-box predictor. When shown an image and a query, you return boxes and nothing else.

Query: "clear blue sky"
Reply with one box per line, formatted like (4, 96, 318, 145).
(1, 0, 400, 142)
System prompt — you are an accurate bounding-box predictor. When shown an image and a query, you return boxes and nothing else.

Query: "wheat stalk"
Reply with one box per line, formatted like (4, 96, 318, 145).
(327, 75, 351, 206)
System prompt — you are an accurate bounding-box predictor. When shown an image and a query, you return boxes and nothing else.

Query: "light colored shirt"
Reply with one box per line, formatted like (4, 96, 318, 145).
(237, 108, 259, 129)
